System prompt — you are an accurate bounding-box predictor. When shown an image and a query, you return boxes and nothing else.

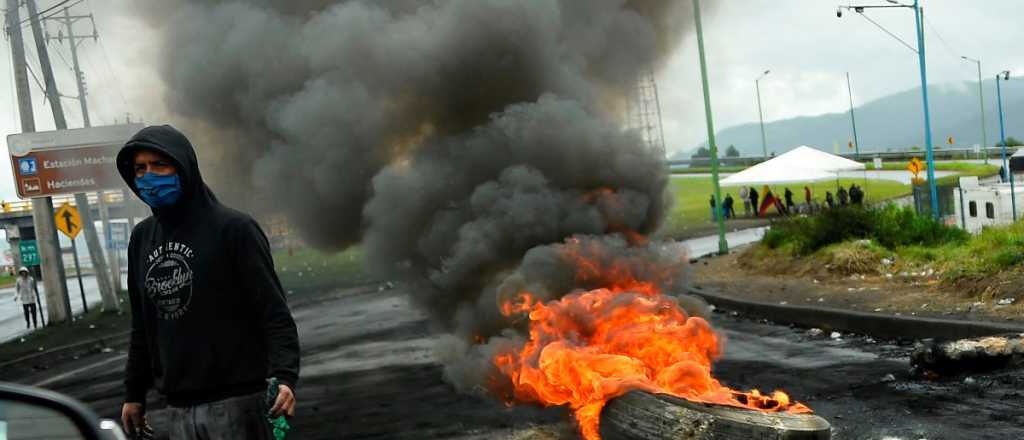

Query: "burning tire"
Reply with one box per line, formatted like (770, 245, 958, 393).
(600, 391, 831, 440)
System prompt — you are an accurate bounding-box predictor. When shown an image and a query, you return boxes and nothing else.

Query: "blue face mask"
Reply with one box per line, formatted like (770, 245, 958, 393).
(135, 173, 183, 208)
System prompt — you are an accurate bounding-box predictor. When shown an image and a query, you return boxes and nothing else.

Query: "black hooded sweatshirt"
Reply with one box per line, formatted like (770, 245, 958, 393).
(118, 125, 299, 407)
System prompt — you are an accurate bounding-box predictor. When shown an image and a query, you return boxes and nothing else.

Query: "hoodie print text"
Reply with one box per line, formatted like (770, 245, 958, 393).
(145, 241, 195, 320)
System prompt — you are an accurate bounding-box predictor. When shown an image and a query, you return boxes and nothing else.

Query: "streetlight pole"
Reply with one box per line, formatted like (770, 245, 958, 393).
(755, 70, 770, 159)
(996, 71, 1016, 221)
(912, 0, 939, 219)
(837, 0, 939, 219)
(961, 56, 988, 164)
(846, 72, 861, 158)
(693, 0, 728, 255)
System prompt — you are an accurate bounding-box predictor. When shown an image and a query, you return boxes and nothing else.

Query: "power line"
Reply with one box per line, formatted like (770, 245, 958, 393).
(84, 0, 127, 110)
(922, 13, 959, 60)
(20, 44, 48, 99)
(11, 0, 78, 29)
(51, 37, 75, 74)
(92, 35, 126, 109)
(857, 12, 918, 54)
(78, 44, 108, 124)
(24, 62, 48, 103)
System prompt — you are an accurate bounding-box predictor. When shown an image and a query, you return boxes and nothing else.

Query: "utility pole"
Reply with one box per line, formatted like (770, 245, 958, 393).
(837, 1, 939, 218)
(996, 71, 1016, 221)
(961, 56, 988, 164)
(27, 0, 117, 313)
(913, 1, 939, 219)
(693, 0, 728, 255)
(846, 72, 861, 158)
(7, 0, 71, 324)
(755, 70, 770, 160)
(46, 5, 122, 306)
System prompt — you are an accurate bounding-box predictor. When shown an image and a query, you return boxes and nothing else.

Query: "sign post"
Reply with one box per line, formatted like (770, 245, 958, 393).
(907, 157, 926, 185)
(8, 124, 141, 316)
(54, 202, 86, 313)
(8, 124, 142, 199)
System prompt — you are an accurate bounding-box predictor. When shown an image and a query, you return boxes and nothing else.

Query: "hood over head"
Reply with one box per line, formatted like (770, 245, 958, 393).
(18, 266, 28, 274)
(117, 125, 219, 217)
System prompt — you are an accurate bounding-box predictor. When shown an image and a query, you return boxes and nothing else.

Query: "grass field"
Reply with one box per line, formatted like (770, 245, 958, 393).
(660, 177, 911, 238)
(872, 161, 997, 174)
(871, 161, 999, 185)
(674, 161, 999, 177)
(272, 246, 377, 294)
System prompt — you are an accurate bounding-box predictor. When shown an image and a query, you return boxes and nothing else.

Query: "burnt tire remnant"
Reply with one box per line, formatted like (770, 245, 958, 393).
(911, 334, 1024, 376)
(600, 391, 831, 440)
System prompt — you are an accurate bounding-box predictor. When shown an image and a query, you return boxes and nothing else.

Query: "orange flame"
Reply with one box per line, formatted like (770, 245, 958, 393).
(492, 250, 810, 439)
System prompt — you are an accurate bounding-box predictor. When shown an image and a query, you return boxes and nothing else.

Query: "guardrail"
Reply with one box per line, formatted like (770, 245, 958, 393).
(0, 191, 128, 214)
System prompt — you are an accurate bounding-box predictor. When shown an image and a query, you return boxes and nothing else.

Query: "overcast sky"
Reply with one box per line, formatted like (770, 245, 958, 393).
(0, 0, 1022, 202)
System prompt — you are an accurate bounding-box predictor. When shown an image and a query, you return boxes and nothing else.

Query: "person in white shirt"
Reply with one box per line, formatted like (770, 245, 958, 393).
(738, 186, 751, 217)
(13, 267, 39, 329)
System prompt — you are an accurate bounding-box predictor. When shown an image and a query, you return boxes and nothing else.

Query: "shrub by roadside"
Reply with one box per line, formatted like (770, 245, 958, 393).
(762, 205, 967, 255)
(747, 206, 1024, 298)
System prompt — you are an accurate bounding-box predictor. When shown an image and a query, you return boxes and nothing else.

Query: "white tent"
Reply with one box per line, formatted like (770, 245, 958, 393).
(720, 145, 865, 187)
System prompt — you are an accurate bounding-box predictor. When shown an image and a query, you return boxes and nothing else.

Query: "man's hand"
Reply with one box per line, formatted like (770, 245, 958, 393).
(268, 384, 295, 418)
(121, 402, 145, 436)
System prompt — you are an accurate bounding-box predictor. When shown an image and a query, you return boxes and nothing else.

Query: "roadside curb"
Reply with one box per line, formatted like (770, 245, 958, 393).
(0, 330, 131, 371)
(687, 287, 1024, 340)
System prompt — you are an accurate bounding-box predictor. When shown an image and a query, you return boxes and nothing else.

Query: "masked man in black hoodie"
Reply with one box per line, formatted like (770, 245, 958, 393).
(117, 125, 299, 439)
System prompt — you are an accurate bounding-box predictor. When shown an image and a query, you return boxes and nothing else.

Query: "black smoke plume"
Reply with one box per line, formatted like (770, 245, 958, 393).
(135, 0, 703, 388)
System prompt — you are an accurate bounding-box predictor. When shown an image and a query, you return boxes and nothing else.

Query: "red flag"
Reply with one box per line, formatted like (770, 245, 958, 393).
(759, 192, 776, 217)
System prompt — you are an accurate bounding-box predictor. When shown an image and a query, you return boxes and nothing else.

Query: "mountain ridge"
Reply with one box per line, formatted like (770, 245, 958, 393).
(673, 79, 1024, 159)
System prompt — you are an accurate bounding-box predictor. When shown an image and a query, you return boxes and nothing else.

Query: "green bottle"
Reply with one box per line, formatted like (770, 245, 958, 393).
(265, 378, 291, 440)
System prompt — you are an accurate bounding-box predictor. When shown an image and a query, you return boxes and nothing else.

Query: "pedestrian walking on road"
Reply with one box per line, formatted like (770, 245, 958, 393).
(749, 187, 760, 218)
(709, 194, 718, 221)
(739, 186, 751, 217)
(14, 267, 38, 329)
(118, 125, 300, 440)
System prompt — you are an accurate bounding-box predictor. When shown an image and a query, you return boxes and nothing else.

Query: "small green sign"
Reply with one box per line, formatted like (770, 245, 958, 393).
(19, 240, 39, 266)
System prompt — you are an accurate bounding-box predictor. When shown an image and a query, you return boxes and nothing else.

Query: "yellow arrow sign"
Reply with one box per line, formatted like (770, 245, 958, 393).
(907, 157, 925, 178)
(54, 202, 82, 239)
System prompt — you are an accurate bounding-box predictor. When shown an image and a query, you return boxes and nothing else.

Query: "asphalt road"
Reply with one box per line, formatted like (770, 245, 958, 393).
(0, 274, 128, 343)
(3, 285, 1022, 440)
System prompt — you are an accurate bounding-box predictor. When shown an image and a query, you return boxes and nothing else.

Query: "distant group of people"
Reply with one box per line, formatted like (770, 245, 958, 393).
(710, 183, 866, 221)
(823, 183, 865, 209)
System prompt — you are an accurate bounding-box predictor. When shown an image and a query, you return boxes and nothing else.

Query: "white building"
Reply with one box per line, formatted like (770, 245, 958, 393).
(952, 176, 1024, 233)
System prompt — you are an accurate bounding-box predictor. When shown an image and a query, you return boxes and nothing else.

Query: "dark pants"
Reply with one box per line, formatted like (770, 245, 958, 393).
(22, 303, 38, 329)
(167, 393, 274, 440)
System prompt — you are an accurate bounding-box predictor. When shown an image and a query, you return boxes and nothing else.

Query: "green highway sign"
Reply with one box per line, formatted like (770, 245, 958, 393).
(19, 240, 39, 266)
